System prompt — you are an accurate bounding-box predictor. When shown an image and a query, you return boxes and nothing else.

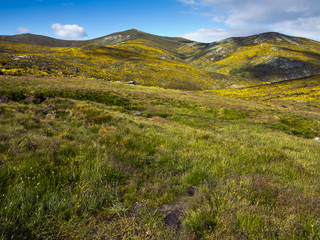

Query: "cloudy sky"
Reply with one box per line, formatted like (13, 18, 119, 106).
(1, 0, 320, 42)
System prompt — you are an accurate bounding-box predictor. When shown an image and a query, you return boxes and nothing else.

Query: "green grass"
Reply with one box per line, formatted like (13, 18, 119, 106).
(0, 75, 320, 239)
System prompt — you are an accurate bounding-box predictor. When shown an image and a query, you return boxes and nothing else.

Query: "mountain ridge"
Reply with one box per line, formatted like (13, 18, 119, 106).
(0, 29, 193, 48)
(1, 30, 319, 47)
(1, 29, 320, 89)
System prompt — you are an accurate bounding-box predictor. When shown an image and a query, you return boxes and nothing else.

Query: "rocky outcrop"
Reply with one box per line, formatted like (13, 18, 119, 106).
(246, 57, 315, 81)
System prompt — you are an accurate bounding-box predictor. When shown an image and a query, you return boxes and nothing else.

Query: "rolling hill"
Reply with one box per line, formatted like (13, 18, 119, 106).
(1, 30, 320, 89)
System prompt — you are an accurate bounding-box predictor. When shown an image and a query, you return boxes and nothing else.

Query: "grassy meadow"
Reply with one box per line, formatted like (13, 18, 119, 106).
(0, 75, 320, 239)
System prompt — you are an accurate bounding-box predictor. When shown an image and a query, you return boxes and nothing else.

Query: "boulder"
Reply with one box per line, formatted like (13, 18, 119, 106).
(0, 95, 9, 104)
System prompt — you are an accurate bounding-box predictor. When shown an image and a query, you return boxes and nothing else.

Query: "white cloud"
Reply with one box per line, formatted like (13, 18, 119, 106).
(15, 27, 31, 34)
(178, 0, 320, 40)
(180, 27, 269, 42)
(271, 17, 320, 40)
(51, 23, 87, 39)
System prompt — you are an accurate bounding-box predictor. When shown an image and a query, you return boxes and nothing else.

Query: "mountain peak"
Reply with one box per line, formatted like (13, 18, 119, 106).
(127, 28, 143, 32)
(214, 31, 300, 47)
(252, 32, 300, 45)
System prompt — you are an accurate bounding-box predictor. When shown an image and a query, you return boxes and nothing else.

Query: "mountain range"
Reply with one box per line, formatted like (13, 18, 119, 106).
(1, 29, 320, 89)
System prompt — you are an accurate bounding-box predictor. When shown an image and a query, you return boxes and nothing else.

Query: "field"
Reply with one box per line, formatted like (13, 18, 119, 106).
(0, 75, 320, 239)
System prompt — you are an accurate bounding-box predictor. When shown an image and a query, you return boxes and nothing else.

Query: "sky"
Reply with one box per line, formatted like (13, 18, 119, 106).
(1, 0, 320, 43)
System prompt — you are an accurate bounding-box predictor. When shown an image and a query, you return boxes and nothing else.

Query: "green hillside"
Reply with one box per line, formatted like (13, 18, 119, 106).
(0, 75, 320, 239)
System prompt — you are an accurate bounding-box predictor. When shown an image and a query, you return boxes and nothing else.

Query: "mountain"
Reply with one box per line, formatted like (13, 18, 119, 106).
(185, 32, 320, 82)
(0, 29, 192, 48)
(1, 30, 320, 89)
(0, 33, 77, 47)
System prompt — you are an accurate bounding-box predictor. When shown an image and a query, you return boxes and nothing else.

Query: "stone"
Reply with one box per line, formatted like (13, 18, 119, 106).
(186, 186, 198, 196)
(0, 95, 9, 104)
(69, 67, 80, 73)
(13, 55, 32, 61)
(163, 210, 182, 229)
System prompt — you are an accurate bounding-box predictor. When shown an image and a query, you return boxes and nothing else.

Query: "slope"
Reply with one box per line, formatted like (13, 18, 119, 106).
(0, 30, 217, 90)
(187, 32, 320, 82)
(0, 75, 319, 239)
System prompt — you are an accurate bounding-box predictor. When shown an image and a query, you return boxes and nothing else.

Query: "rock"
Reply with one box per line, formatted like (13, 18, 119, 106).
(0, 95, 9, 104)
(163, 210, 182, 229)
(159, 202, 184, 229)
(13, 55, 32, 61)
(186, 186, 198, 196)
(247, 57, 314, 81)
(127, 81, 135, 85)
(158, 54, 174, 60)
(69, 67, 80, 73)
(315, 137, 320, 142)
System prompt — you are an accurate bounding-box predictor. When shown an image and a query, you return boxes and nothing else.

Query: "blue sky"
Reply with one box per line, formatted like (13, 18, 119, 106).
(1, 0, 320, 42)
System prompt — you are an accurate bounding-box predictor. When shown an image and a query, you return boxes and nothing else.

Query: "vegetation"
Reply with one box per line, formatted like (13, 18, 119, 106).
(188, 33, 320, 82)
(0, 39, 216, 90)
(3, 30, 320, 90)
(212, 75, 320, 103)
(1, 75, 320, 239)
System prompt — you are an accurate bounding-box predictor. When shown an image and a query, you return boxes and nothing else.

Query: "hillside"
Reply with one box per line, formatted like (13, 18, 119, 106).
(0, 75, 320, 239)
(1, 30, 320, 89)
(187, 32, 320, 82)
(0, 30, 220, 90)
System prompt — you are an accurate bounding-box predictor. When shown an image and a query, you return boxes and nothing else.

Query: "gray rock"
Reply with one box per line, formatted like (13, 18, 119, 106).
(186, 186, 198, 196)
(69, 67, 80, 73)
(0, 95, 9, 104)
(13, 55, 32, 61)
(163, 210, 182, 229)
(247, 57, 315, 81)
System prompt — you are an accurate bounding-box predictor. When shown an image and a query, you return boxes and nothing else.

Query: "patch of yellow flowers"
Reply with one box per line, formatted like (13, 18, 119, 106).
(211, 76, 320, 102)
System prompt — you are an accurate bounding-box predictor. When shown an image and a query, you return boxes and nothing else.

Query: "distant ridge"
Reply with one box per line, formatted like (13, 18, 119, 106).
(1, 30, 319, 48)
(0, 29, 193, 48)
(213, 32, 306, 47)
(1, 29, 320, 88)
(0, 33, 78, 47)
